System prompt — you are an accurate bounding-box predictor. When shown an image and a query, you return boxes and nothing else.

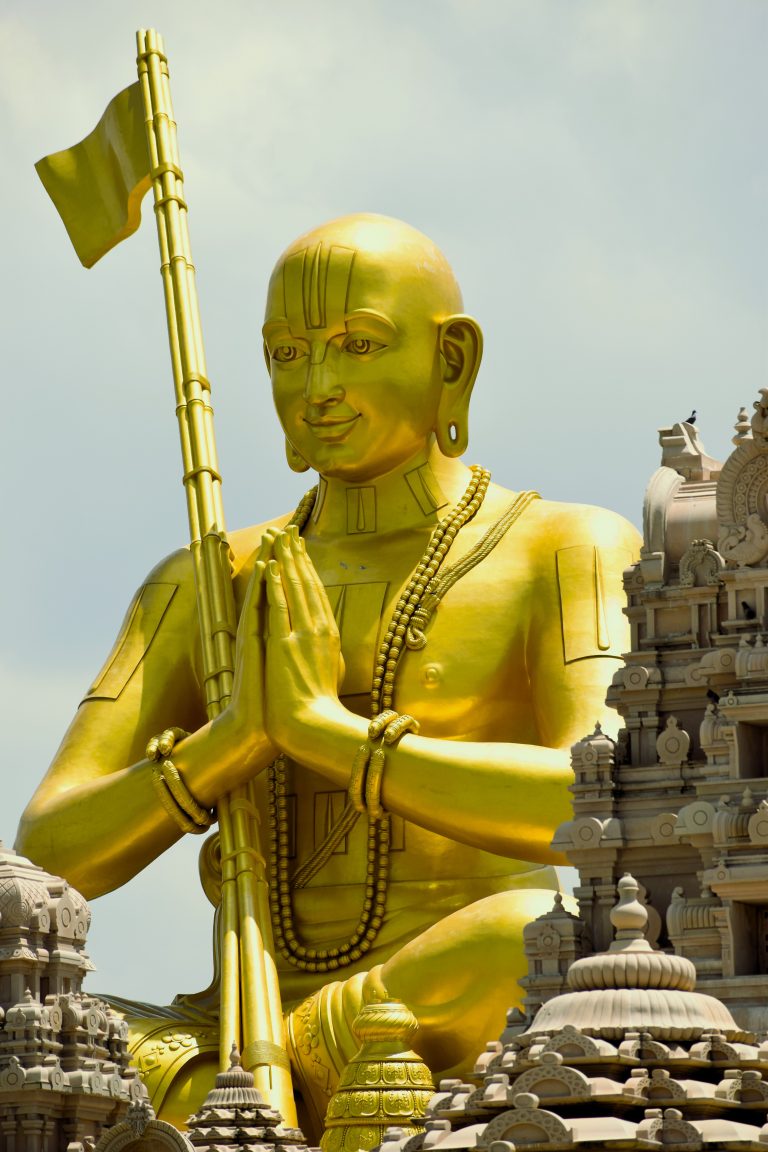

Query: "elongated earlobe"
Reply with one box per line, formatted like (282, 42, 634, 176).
(435, 416, 468, 457)
(435, 315, 483, 459)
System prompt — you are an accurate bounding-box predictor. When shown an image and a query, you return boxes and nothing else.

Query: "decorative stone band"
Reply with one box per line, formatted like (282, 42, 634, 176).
(527, 986, 744, 1043)
(567, 949, 696, 992)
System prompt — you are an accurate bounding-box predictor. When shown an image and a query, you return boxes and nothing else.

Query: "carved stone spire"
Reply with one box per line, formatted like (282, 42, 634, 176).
(526, 874, 741, 1041)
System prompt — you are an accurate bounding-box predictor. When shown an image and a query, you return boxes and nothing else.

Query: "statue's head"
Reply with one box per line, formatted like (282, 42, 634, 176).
(263, 213, 483, 482)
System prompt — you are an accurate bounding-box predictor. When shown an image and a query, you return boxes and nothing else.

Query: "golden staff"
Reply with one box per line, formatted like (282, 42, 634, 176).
(135, 29, 294, 1122)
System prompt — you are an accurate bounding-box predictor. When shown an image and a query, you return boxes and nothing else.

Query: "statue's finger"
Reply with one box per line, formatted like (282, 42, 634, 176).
(292, 531, 335, 632)
(158, 726, 189, 757)
(266, 559, 291, 638)
(276, 530, 311, 630)
(257, 528, 279, 564)
(145, 736, 160, 761)
(241, 560, 268, 637)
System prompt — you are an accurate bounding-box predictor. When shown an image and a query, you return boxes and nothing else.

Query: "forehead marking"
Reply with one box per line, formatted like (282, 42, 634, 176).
(283, 243, 355, 331)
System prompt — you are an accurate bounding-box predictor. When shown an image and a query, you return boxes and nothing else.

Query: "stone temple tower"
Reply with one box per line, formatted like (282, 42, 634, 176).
(372, 397, 768, 1151)
(0, 842, 143, 1149)
(530, 395, 768, 1033)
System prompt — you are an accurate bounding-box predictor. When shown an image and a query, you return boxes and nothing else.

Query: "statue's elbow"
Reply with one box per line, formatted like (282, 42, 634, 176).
(14, 803, 97, 900)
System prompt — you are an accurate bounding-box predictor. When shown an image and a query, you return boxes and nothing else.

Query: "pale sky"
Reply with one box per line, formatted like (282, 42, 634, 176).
(2, 0, 767, 1004)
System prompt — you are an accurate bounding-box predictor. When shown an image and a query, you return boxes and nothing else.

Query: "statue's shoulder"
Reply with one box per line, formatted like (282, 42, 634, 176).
(140, 511, 295, 602)
(482, 481, 640, 561)
(523, 496, 642, 558)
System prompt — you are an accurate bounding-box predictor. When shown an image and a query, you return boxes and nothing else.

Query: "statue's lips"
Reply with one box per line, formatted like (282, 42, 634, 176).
(303, 414, 361, 440)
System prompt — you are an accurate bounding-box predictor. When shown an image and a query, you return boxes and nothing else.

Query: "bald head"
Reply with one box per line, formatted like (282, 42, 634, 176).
(265, 213, 464, 330)
(263, 214, 482, 478)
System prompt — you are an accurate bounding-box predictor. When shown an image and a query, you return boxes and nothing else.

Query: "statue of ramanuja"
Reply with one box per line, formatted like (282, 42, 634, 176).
(17, 213, 639, 1135)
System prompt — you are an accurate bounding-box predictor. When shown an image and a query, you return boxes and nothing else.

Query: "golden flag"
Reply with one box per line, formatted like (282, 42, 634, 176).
(35, 82, 151, 268)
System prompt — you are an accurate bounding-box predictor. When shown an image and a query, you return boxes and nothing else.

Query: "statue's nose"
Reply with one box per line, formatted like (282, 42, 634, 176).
(303, 345, 344, 406)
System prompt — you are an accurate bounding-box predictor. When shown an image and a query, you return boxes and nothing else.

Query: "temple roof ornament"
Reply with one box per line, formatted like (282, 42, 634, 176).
(371, 877, 768, 1152)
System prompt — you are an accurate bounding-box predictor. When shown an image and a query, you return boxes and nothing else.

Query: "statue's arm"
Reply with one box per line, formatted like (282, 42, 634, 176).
(265, 507, 640, 863)
(14, 544, 274, 898)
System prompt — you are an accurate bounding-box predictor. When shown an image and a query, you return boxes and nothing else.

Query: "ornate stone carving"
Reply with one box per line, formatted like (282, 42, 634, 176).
(716, 413, 768, 568)
(685, 647, 736, 686)
(679, 539, 724, 586)
(733, 406, 752, 446)
(478, 1094, 574, 1148)
(751, 388, 768, 441)
(712, 789, 754, 846)
(511, 1054, 592, 1102)
(748, 799, 768, 845)
(735, 632, 768, 680)
(674, 801, 715, 845)
(636, 1107, 702, 1147)
(179, 1046, 311, 1152)
(0, 844, 139, 1151)
(656, 717, 690, 766)
(719, 512, 768, 567)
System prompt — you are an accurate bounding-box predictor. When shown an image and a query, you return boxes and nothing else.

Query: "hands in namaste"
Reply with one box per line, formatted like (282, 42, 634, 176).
(228, 526, 344, 768)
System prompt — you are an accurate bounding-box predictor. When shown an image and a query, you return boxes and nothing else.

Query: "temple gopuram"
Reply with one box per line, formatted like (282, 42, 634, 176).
(375, 397, 768, 1151)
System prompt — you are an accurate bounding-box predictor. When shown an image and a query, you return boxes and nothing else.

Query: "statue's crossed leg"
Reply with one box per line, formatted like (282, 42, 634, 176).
(125, 880, 559, 1139)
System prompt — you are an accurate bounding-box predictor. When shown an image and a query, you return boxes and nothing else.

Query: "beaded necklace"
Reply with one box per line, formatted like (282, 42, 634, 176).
(267, 466, 491, 973)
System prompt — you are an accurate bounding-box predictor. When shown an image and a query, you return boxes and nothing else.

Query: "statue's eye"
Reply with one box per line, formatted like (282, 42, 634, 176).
(344, 337, 385, 356)
(272, 345, 305, 363)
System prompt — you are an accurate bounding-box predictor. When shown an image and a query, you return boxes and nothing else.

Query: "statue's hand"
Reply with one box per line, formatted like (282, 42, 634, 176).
(265, 527, 344, 757)
(226, 529, 279, 768)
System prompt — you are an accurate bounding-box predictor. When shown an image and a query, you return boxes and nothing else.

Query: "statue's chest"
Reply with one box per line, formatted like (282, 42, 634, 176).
(313, 560, 526, 725)
(323, 579, 390, 698)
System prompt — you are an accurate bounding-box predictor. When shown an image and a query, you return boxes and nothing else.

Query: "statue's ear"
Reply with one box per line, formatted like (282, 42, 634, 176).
(436, 315, 483, 458)
(263, 340, 271, 375)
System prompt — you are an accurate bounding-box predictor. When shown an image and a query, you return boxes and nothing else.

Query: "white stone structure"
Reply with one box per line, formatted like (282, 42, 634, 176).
(0, 843, 144, 1150)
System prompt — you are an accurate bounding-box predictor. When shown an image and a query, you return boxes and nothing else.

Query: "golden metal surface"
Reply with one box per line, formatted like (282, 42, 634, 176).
(34, 28, 294, 1121)
(134, 27, 293, 1118)
(18, 180, 640, 1131)
(35, 81, 151, 267)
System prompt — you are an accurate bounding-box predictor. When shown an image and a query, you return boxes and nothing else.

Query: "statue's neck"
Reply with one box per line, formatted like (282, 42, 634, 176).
(305, 450, 471, 540)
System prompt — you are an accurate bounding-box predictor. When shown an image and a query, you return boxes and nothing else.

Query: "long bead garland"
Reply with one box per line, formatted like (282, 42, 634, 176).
(267, 466, 491, 972)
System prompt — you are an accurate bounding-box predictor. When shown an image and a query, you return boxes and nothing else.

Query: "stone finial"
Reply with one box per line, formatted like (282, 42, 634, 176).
(733, 406, 752, 445)
(565, 873, 697, 995)
(609, 874, 647, 946)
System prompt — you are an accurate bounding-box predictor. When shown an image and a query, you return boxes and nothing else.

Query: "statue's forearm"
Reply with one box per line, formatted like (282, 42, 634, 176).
(285, 700, 573, 864)
(16, 711, 275, 899)
(16, 757, 179, 898)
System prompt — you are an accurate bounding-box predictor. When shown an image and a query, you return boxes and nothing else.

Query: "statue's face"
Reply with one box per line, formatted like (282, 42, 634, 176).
(263, 218, 462, 483)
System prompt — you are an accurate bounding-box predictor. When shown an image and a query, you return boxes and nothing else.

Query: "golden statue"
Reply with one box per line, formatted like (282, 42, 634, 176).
(17, 208, 639, 1134)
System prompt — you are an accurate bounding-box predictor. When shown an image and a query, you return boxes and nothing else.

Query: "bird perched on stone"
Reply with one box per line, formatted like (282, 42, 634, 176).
(741, 600, 757, 620)
(685, 410, 697, 425)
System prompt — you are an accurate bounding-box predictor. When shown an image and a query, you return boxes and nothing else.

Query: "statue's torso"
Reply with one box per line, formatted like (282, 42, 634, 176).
(227, 493, 559, 998)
